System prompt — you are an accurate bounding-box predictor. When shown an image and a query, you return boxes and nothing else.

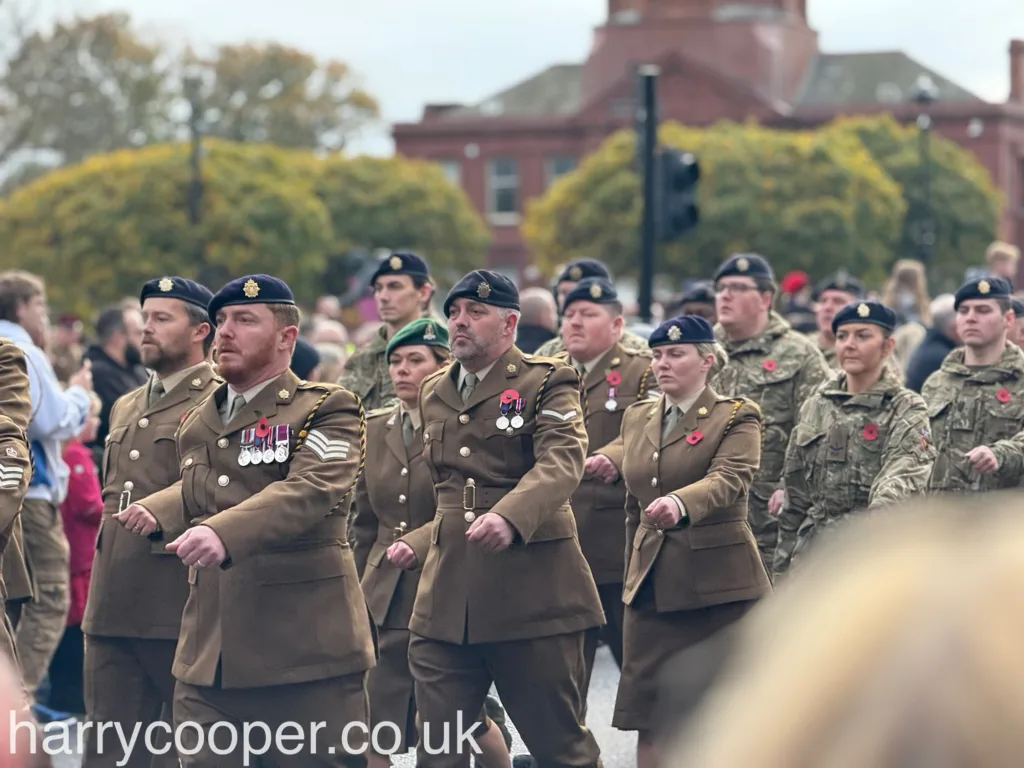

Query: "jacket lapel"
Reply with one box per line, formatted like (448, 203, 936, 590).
(584, 344, 622, 394)
(145, 363, 216, 418)
(429, 364, 463, 412)
(464, 347, 523, 412)
(383, 405, 408, 467)
(218, 370, 297, 438)
(662, 386, 717, 449)
(643, 396, 665, 450)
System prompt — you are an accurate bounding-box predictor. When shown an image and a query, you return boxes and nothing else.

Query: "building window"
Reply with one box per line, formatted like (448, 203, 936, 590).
(437, 159, 461, 186)
(488, 157, 520, 224)
(546, 156, 578, 187)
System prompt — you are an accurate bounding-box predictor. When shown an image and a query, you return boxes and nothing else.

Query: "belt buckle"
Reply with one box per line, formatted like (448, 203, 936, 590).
(118, 490, 131, 514)
(463, 479, 476, 511)
(392, 522, 408, 542)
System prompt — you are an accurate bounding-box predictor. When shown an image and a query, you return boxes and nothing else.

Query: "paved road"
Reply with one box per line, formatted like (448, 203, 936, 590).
(45, 645, 634, 767)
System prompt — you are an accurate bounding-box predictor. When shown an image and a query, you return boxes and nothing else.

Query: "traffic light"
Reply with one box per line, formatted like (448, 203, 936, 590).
(658, 149, 700, 242)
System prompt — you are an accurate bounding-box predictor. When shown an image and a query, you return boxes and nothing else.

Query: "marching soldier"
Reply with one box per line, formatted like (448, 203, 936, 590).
(387, 270, 604, 768)
(809, 272, 865, 369)
(708, 253, 830, 570)
(339, 251, 436, 410)
(123, 274, 376, 766)
(352, 318, 511, 768)
(675, 283, 716, 325)
(553, 278, 653, 690)
(82, 277, 219, 768)
(536, 259, 649, 358)
(923, 276, 1024, 493)
(775, 300, 935, 576)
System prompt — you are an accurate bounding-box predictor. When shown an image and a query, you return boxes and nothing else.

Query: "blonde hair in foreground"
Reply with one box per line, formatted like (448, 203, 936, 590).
(667, 493, 1024, 768)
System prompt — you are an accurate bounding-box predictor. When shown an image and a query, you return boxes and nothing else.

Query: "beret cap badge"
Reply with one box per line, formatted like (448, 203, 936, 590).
(243, 279, 260, 299)
(667, 325, 682, 341)
(589, 283, 603, 299)
(477, 282, 492, 299)
(569, 266, 583, 281)
(389, 255, 403, 271)
(736, 257, 750, 272)
(979, 280, 991, 294)
(158, 277, 174, 292)
(857, 303, 871, 317)
(423, 323, 436, 341)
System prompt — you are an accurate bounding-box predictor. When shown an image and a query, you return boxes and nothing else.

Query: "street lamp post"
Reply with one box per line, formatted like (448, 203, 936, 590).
(183, 75, 204, 230)
(910, 73, 939, 270)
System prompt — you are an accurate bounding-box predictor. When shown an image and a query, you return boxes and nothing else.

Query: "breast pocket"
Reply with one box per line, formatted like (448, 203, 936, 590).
(102, 425, 129, 487)
(422, 421, 445, 482)
(982, 399, 1024, 441)
(482, 417, 535, 478)
(180, 445, 212, 518)
(785, 426, 825, 480)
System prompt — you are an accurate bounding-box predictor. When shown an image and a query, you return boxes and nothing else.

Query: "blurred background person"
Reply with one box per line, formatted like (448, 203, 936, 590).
(516, 287, 558, 353)
(809, 271, 865, 369)
(881, 259, 931, 370)
(986, 241, 1020, 288)
(778, 271, 816, 333)
(313, 342, 348, 383)
(49, 315, 83, 385)
(904, 294, 959, 393)
(1011, 298, 1024, 348)
(308, 317, 350, 348)
(290, 337, 321, 381)
(677, 283, 717, 324)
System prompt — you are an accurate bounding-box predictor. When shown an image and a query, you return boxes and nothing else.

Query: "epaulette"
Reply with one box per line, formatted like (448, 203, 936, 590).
(421, 367, 448, 388)
(365, 406, 394, 420)
(521, 353, 562, 366)
(297, 380, 338, 393)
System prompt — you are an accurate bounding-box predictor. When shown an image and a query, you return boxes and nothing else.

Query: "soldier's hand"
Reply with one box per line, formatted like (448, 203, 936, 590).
(645, 497, 682, 528)
(167, 525, 227, 568)
(966, 446, 1000, 475)
(112, 504, 159, 537)
(386, 542, 418, 570)
(768, 489, 786, 516)
(68, 359, 93, 391)
(466, 513, 515, 552)
(585, 454, 619, 484)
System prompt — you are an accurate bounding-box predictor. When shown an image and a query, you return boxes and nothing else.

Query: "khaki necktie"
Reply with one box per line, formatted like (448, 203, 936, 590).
(401, 411, 416, 450)
(662, 404, 682, 443)
(461, 372, 478, 403)
(148, 380, 165, 408)
(225, 393, 245, 424)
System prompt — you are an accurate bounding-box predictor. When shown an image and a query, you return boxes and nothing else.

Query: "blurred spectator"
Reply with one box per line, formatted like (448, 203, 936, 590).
(353, 321, 384, 349)
(314, 343, 347, 383)
(881, 259, 931, 368)
(46, 392, 103, 715)
(678, 282, 717, 324)
(904, 294, 959, 393)
(84, 306, 148, 464)
(308, 318, 350, 347)
(1011, 297, 1024, 348)
(986, 241, 1020, 288)
(517, 287, 558, 353)
(779, 271, 816, 333)
(49, 315, 83, 384)
(315, 295, 342, 320)
(290, 338, 321, 381)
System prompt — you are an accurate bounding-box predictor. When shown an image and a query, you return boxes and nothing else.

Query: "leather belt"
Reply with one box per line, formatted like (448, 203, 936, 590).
(437, 480, 510, 510)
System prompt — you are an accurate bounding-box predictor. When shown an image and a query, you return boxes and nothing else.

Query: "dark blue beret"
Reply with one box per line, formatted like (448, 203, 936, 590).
(649, 315, 716, 347)
(370, 251, 430, 286)
(443, 270, 519, 316)
(831, 300, 897, 335)
(954, 275, 1013, 310)
(813, 271, 864, 301)
(140, 276, 214, 312)
(681, 282, 716, 304)
(562, 278, 618, 314)
(208, 274, 295, 324)
(1013, 298, 1024, 316)
(557, 259, 611, 285)
(290, 338, 321, 380)
(713, 253, 775, 283)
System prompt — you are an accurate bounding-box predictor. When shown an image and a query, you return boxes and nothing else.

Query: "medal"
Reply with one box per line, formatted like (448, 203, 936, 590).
(238, 429, 253, 467)
(605, 371, 621, 411)
(496, 416, 510, 430)
(274, 425, 290, 463)
(510, 396, 525, 430)
(256, 417, 273, 463)
(250, 437, 263, 465)
(499, 390, 519, 432)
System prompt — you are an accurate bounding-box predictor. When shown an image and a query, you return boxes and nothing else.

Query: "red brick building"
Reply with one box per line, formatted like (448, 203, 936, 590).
(392, 0, 1024, 278)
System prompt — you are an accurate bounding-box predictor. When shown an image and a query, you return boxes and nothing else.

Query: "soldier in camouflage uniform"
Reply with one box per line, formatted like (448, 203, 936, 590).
(775, 300, 935, 576)
(337, 252, 436, 410)
(807, 271, 865, 370)
(923, 276, 1024, 493)
(708, 253, 831, 570)
(536, 259, 649, 358)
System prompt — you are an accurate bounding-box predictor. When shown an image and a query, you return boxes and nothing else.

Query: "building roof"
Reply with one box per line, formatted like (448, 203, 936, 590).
(795, 52, 983, 107)
(437, 64, 584, 120)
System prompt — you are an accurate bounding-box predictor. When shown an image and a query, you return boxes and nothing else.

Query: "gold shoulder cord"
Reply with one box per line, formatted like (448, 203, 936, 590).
(722, 400, 744, 436)
(294, 391, 368, 513)
(638, 366, 653, 399)
(534, 366, 556, 415)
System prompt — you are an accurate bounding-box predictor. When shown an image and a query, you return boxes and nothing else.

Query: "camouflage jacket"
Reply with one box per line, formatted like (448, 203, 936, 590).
(710, 312, 831, 503)
(922, 343, 1024, 493)
(776, 369, 935, 573)
(805, 331, 839, 370)
(337, 326, 396, 411)
(535, 329, 649, 358)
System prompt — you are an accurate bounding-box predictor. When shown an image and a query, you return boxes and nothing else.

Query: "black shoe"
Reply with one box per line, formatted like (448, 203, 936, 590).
(484, 695, 513, 751)
(511, 756, 536, 768)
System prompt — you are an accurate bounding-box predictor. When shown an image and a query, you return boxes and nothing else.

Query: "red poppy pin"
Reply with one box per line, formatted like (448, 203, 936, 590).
(687, 431, 704, 445)
(763, 360, 777, 373)
(998, 389, 1012, 404)
(606, 371, 622, 387)
(863, 424, 879, 441)
(501, 389, 520, 406)
(255, 417, 271, 438)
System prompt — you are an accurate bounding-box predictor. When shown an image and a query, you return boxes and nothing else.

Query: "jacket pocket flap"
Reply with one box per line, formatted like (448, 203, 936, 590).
(688, 522, 749, 550)
(794, 428, 825, 448)
(107, 425, 129, 445)
(528, 510, 576, 542)
(181, 444, 210, 470)
(153, 423, 180, 442)
(258, 544, 346, 585)
(926, 399, 951, 419)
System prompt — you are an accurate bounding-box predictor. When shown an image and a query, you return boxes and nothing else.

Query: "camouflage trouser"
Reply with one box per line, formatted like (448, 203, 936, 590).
(14, 499, 70, 695)
(748, 495, 777, 578)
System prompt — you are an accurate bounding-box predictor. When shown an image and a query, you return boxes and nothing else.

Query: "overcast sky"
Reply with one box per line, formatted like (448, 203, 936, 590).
(37, 0, 1024, 154)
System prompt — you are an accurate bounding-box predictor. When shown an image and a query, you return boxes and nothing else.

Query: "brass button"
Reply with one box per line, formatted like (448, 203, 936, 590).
(217, 475, 229, 487)
(138, 418, 149, 428)
(424, 431, 429, 440)
(123, 481, 134, 491)
(652, 451, 659, 461)
(400, 467, 408, 477)
(657, 529, 664, 536)
(398, 495, 407, 504)
(651, 477, 658, 487)
(464, 511, 476, 523)
(218, 438, 229, 449)
(184, 458, 193, 467)
(459, 414, 470, 424)
(129, 450, 140, 461)
(460, 447, 471, 457)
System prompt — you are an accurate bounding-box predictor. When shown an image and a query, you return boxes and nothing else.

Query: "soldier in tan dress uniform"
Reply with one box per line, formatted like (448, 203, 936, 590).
(388, 270, 605, 768)
(808, 272, 865, 370)
(124, 274, 376, 767)
(552, 278, 653, 693)
(352, 318, 510, 768)
(83, 277, 219, 768)
(597, 315, 770, 768)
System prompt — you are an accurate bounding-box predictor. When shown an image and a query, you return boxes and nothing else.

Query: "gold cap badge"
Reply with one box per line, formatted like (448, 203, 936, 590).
(243, 279, 260, 298)
(736, 257, 750, 272)
(979, 280, 991, 294)
(857, 303, 871, 318)
(158, 277, 174, 292)
(278, 389, 290, 399)
(477, 282, 492, 299)
(589, 283, 602, 299)
(389, 255, 403, 271)
(569, 266, 583, 281)
(506, 363, 517, 374)
(191, 378, 201, 387)
(667, 325, 682, 341)
(698, 406, 708, 416)
(423, 324, 437, 341)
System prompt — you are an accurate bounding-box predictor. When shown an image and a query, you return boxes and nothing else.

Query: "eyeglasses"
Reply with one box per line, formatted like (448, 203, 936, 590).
(714, 283, 761, 295)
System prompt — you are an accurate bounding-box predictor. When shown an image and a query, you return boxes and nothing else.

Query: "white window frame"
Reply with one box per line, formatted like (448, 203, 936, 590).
(437, 159, 461, 187)
(487, 157, 520, 226)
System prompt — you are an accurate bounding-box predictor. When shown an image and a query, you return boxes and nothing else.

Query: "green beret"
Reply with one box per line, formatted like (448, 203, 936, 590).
(386, 318, 450, 359)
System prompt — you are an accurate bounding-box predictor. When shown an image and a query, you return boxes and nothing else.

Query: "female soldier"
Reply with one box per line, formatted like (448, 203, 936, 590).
(775, 300, 935, 577)
(595, 315, 770, 768)
(351, 318, 511, 768)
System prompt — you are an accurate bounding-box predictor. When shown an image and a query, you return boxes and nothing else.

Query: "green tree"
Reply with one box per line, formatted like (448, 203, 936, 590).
(824, 115, 1002, 287)
(523, 121, 907, 286)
